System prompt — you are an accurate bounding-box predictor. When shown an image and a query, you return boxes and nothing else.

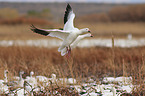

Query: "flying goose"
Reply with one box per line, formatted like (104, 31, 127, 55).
(61, 33, 93, 56)
(31, 4, 91, 56)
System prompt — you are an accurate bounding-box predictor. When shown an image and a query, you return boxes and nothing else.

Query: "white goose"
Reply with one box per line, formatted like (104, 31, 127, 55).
(25, 71, 37, 92)
(36, 75, 49, 88)
(25, 71, 37, 87)
(61, 33, 93, 56)
(18, 71, 25, 87)
(31, 4, 91, 56)
(13, 71, 25, 87)
(4, 70, 8, 83)
(48, 74, 57, 83)
(0, 70, 9, 94)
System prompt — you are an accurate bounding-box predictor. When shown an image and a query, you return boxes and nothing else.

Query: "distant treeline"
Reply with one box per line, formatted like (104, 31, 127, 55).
(0, 4, 145, 24)
(0, 8, 53, 25)
(78, 4, 145, 23)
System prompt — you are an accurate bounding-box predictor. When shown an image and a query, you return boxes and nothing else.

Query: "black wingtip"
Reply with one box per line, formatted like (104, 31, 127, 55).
(30, 24, 49, 36)
(30, 24, 36, 31)
(64, 3, 72, 24)
(59, 28, 63, 30)
(30, 24, 37, 32)
(67, 3, 71, 9)
(30, 24, 37, 30)
(30, 24, 35, 28)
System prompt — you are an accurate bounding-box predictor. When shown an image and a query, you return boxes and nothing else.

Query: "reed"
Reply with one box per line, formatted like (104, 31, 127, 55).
(0, 22, 145, 40)
(0, 46, 144, 95)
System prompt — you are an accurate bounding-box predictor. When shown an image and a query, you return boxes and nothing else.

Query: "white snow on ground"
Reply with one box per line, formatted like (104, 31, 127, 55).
(0, 38, 145, 48)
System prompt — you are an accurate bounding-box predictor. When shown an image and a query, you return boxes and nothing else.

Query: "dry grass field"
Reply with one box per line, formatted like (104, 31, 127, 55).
(0, 46, 144, 80)
(0, 46, 144, 94)
(0, 22, 145, 40)
(77, 22, 145, 38)
(0, 23, 56, 40)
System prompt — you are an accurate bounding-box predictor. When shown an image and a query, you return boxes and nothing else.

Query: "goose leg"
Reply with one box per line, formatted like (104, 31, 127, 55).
(68, 46, 71, 57)
(65, 47, 69, 59)
(65, 46, 71, 59)
(68, 45, 71, 54)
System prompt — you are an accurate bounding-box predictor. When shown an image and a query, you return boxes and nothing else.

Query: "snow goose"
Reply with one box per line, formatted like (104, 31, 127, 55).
(61, 33, 93, 56)
(46, 74, 57, 84)
(36, 75, 48, 83)
(67, 78, 77, 84)
(25, 71, 37, 86)
(18, 71, 25, 87)
(0, 70, 8, 84)
(0, 70, 9, 94)
(115, 76, 132, 85)
(13, 71, 25, 87)
(36, 75, 49, 87)
(31, 4, 91, 56)
(50, 74, 57, 83)
(25, 71, 37, 92)
(112, 86, 116, 96)
(56, 77, 77, 85)
(7, 71, 25, 96)
(4, 70, 8, 83)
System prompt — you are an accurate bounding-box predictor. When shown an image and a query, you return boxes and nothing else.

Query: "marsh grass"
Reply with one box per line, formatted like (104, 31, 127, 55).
(0, 43, 144, 95)
(77, 22, 145, 38)
(0, 46, 144, 78)
(0, 22, 145, 40)
(0, 23, 60, 40)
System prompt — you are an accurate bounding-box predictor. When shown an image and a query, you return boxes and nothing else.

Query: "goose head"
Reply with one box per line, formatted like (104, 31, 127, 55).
(30, 71, 34, 77)
(19, 71, 24, 78)
(4, 70, 8, 74)
(4, 70, 8, 82)
(20, 71, 24, 75)
(51, 74, 56, 82)
(18, 71, 25, 81)
(80, 28, 91, 34)
(83, 33, 93, 37)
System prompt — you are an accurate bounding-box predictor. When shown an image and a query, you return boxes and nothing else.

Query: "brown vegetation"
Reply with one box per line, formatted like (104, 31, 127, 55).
(0, 22, 145, 40)
(0, 17, 53, 25)
(78, 4, 145, 23)
(0, 46, 144, 94)
(77, 22, 145, 38)
(0, 24, 61, 40)
(0, 46, 144, 79)
(0, 7, 53, 25)
(0, 4, 145, 25)
(108, 4, 145, 22)
(0, 8, 19, 19)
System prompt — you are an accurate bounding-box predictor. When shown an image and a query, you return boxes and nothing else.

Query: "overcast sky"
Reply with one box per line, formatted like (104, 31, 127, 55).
(0, 0, 145, 3)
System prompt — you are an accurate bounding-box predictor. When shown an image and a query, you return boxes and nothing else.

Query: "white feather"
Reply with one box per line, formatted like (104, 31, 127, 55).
(63, 11, 75, 31)
(61, 33, 92, 56)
